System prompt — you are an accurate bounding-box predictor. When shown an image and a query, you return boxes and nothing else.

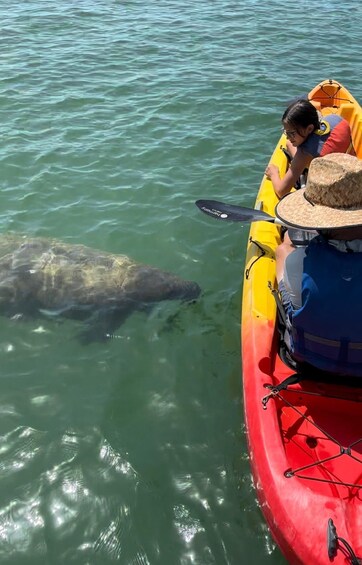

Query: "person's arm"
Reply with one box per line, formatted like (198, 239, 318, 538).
(276, 232, 306, 309)
(276, 231, 296, 283)
(265, 149, 312, 198)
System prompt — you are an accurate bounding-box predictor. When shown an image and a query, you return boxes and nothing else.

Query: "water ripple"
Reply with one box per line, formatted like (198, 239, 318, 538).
(0, 0, 361, 563)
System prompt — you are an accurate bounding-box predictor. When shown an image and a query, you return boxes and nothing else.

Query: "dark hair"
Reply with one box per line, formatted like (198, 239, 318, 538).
(282, 99, 320, 131)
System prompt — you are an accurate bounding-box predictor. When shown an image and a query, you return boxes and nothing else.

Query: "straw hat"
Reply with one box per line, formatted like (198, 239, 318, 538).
(275, 153, 362, 229)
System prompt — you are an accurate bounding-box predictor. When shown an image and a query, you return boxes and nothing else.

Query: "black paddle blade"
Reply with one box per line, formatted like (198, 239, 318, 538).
(195, 199, 275, 223)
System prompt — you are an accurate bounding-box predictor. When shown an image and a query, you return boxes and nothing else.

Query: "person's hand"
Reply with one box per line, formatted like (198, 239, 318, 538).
(265, 164, 279, 179)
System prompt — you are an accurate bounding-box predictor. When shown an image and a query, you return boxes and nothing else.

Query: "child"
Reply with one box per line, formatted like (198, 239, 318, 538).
(265, 99, 355, 198)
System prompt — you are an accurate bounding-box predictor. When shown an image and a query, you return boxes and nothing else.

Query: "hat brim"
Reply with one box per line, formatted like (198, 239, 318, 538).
(275, 188, 362, 230)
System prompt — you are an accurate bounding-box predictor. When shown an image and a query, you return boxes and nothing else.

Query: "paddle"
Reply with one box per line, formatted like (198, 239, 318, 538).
(195, 199, 280, 224)
(195, 199, 318, 247)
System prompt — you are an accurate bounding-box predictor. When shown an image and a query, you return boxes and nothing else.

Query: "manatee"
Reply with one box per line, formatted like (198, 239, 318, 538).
(0, 234, 201, 342)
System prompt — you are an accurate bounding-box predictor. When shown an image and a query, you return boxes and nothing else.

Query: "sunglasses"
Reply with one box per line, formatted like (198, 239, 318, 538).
(282, 128, 298, 139)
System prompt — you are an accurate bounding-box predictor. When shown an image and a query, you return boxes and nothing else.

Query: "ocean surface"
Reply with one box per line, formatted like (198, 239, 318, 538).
(1, 1, 362, 563)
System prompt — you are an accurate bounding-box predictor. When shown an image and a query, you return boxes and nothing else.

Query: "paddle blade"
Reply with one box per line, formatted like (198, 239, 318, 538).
(195, 199, 275, 223)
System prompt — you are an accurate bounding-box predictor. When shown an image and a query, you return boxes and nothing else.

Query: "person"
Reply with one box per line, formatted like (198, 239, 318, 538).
(265, 98, 355, 198)
(274, 152, 362, 377)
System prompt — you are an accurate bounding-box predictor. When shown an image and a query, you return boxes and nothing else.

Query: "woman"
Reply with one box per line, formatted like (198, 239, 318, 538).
(265, 99, 355, 198)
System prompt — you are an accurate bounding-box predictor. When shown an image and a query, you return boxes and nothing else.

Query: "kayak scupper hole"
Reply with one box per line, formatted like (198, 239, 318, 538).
(306, 436, 318, 449)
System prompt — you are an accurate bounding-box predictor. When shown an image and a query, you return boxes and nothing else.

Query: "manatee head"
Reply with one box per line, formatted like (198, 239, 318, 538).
(123, 265, 201, 304)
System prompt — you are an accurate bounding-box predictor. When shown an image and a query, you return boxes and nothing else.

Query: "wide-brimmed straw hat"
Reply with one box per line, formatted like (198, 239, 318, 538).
(275, 153, 362, 230)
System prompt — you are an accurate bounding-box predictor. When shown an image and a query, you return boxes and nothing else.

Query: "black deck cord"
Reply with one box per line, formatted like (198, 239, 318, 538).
(262, 373, 302, 407)
(327, 518, 360, 564)
(262, 356, 362, 493)
(263, 379, 362, 561)
(281, 146, 292, 163)
(245, 238, 266, 280)
(262, 368, 362, 408)
(269, 285, 288, 328)
(314, 82, 352, 105)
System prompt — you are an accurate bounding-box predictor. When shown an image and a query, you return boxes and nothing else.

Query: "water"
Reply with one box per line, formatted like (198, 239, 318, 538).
(1, 1, 362, 563)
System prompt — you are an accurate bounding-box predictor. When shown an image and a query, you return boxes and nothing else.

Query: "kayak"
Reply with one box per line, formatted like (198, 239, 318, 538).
(241, 79, 362, 564)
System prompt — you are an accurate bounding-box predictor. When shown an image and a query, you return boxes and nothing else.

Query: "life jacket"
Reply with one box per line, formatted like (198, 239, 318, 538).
(290, 237, 362, 376)
(300, 114, 355, 158)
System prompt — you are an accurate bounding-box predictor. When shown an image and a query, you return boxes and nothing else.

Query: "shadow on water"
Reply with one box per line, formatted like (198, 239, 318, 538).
(0, 285, 272, 565)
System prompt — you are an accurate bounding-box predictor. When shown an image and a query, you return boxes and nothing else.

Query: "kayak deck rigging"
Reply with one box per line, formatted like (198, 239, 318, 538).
(263, 376, 362, 491)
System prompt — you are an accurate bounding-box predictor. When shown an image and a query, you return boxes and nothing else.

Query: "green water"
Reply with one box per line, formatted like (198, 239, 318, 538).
(1, 1, 362, 563)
